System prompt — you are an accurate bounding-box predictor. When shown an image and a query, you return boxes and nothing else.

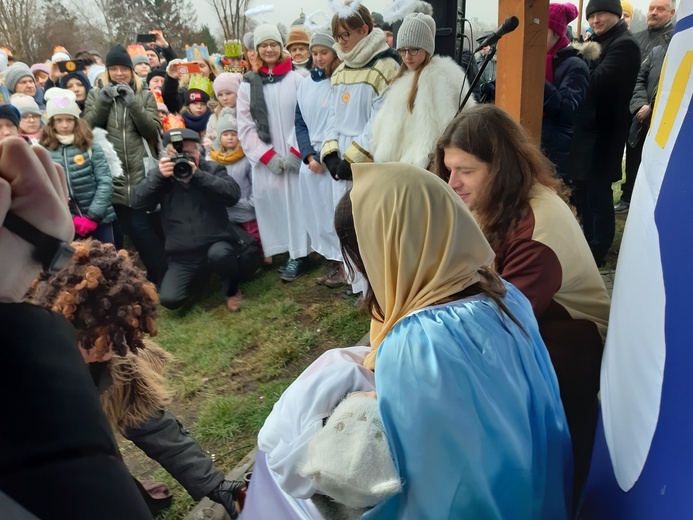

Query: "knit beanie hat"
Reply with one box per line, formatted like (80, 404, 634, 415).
(4, 62, 34, 93)
(397, 13, 436, 57)
(310, 32, 337, 52)
(30, 63, 50, 77)
(133, 55, 150, 67)
(286, 28, 310, 50)
(186, 88, 210, 105)
(548, 3, 579, 38)
(0, 104, 20, 128)
(213, 72, 242, 96)
(216, 110, 238, 136)
(253, 24, 283, 51)
(586, 0, 622, 18)
(59, 71, 92, 95)
(146, 69, 166, 86)
(242, 32, 255, 51)
(105, 44, 134, 69)
(10, 93, 41, 116)
(299, 395, 402, 508)
(621, 0, 634, 19)
(45, 88, 81, 119)
(87, 64, 105, 87)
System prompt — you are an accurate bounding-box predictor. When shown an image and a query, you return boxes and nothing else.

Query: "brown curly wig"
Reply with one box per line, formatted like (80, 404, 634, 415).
(26, 239, 159, 359)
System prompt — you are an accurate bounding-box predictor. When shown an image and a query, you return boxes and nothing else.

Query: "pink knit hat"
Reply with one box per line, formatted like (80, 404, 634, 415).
(548, 3, 579, 38)
(213, 72, 243, 97)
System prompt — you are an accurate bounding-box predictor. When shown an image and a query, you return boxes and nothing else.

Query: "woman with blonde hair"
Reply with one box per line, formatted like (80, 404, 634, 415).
(84, 44, 166, 286)
(370, 12, 474, 168)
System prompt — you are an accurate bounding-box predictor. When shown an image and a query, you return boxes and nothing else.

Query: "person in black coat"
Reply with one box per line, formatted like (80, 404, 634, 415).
(542, 2, 590, 179)
(131, 128, 248, 311)
(617, 0, 675, 212)
(567, 0, 640, 266)
(0, 137, 152, 519)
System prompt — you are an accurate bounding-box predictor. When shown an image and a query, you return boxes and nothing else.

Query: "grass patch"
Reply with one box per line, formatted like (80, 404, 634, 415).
(124, 259, 370, 519)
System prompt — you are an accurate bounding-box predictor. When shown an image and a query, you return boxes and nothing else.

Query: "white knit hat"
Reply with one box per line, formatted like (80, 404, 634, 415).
(253, 24, 283, 50)
(299, 395, 402, 508)
(45, 88, 81, 119)
(397, 13, 436, 57)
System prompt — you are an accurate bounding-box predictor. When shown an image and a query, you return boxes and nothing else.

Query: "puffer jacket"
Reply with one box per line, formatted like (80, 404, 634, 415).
(47, 142, 116, 223)
(84, 81, 160, 206)
(542, 45, 591, 178)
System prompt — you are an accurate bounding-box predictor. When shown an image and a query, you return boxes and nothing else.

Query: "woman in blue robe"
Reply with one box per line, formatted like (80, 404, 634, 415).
(244, 162, 572, 519)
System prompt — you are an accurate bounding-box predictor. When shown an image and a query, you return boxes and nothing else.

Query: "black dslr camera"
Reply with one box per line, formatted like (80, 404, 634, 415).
(169, 130, 194, 180)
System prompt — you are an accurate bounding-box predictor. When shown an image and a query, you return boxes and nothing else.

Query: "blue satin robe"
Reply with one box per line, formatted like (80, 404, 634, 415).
(364, 284, 573, 519)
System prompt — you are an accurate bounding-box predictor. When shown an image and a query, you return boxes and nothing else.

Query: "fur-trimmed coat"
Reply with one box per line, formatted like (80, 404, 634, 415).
(371, 56, 474, 169)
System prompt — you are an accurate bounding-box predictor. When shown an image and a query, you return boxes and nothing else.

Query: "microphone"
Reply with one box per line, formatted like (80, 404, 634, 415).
(474, 16, 520, 53)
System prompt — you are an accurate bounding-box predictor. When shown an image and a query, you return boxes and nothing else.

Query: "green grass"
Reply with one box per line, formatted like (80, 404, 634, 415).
(125, 259, 370, 519)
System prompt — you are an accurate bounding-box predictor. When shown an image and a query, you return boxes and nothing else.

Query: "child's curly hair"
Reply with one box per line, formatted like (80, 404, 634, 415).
(26, 240, 159, 358)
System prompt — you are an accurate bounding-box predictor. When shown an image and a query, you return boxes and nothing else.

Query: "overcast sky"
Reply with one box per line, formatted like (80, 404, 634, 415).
(190, 0, 657, 36)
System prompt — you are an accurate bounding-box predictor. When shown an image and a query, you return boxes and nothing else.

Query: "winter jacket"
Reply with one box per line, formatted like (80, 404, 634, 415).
(542, 45, 591, 178)
(220, 157, 254, 224)
(84, 82, 161, 206)
(0, 302, 152, 519)
(630, 45, 666, 115)
(47, 142, 116, 223)
(633, 22, 673, 62)
(130, 159, 241, 254)
(371, 56, 474, 169)
(568, 20, 641, 183)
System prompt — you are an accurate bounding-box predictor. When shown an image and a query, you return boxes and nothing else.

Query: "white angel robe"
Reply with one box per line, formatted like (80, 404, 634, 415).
(237, 71, 310, 258)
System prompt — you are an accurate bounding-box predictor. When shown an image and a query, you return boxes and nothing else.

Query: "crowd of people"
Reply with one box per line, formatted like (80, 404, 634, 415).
(0, 0, 678, 518)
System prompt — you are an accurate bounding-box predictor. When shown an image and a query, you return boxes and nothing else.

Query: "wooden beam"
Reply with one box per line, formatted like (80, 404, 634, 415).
(495, 0, 549, 141)
(578, 0, 584, 38)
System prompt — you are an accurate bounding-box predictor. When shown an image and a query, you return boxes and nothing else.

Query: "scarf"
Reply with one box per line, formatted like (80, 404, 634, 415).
(351, 163, 496, 371)
(181, 109, 212, 134)
(546, 36, 569, 83)
(334, 28, 390, 69)
(311, 67, 328, 82)
(210, 147, 245, 165)
(57, 134, 75, 145)
(244, 57, 293, 144)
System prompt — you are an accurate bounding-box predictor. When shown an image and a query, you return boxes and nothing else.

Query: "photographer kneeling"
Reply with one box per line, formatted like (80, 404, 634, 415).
(132, 128, 258, 312)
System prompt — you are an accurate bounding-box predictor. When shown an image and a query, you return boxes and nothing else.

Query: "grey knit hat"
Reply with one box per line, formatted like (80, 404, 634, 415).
(242, 32, 254, 51)
(4, 62, 34, 93)
(132, 54, 150, 67)
(310, 32, 336, 52)
(397, 13, 436, 57)
(217, 116, 238, 136)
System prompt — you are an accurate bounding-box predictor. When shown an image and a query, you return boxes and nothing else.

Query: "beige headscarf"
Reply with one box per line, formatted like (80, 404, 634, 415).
(351, 163, 496, 371)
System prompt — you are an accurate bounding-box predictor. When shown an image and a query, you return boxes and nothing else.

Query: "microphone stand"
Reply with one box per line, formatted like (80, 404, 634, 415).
(457, 45, 496, 114)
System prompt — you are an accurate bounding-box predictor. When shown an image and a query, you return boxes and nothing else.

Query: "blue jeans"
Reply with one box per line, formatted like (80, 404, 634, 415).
(87, 222, 115, 244)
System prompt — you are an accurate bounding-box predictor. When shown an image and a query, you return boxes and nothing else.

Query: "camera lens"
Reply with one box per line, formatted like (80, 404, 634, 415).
(173, 157, 193, 179)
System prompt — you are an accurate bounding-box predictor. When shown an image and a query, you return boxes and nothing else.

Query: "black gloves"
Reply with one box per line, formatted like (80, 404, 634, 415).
(207, 479, 246, 519)
(336, 159, 353, 181)
(323, 152, 341, 180)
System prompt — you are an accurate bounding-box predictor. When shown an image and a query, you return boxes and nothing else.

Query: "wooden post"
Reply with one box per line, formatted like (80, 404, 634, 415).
(578, 0, 584, 38)
(495, 0, 549, 141)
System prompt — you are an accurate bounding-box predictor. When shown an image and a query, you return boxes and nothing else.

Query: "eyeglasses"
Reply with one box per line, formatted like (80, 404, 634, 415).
(336, 31, 352, 44)
(22, 114, 40, 120)
(397, 48, 421, 57)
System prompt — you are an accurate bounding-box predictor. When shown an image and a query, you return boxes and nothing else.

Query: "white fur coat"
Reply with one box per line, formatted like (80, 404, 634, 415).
(371, 55, 475, 168)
